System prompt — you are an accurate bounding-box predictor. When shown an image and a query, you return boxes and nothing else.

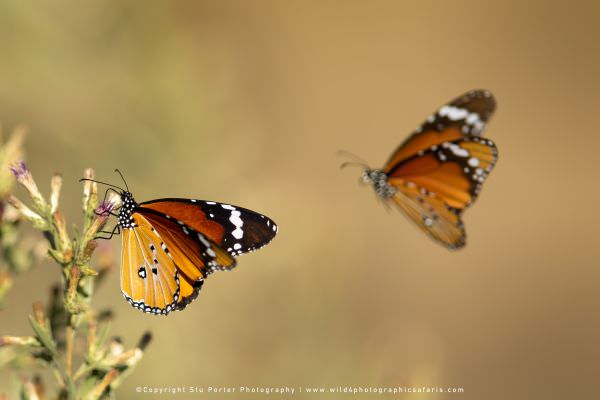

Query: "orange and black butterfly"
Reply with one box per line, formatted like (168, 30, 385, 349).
(89, 174, 277, 315)
(343, 89, 498, 249)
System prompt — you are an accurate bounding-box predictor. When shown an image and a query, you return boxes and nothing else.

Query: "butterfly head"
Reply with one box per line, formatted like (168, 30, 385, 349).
(362, 169, 396, 199)
(338, 152, 397, 199)
(80, 169, 138, 230)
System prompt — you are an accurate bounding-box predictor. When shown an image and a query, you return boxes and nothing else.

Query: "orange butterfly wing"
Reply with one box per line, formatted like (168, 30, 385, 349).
(139, 208, 236, 275)
(115, 193, 277, 315)
(385, 137, 497, 248)
(138, 199, 277, 256)
(138, 200, 226, 244)
(383, 90, 495, 173)
(120, 213, 182, 315)
(369, 90, 498, 249)
(391, 183, 466, 249)
(120, 210, 236, 315)
(388, 137, 498, 210)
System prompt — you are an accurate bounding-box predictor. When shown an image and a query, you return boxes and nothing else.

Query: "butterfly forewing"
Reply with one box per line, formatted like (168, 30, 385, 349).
(139, 199, 278, 256)
(384, 90, 496, 172)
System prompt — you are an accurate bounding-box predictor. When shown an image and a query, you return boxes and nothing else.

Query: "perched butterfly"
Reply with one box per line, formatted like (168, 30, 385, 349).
(343, 89, 498, 249)
(87, 172, 277, 315)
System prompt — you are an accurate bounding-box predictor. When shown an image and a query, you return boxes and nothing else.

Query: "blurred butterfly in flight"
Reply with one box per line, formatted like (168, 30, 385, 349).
(84, 171, 277, 315)
(342, 90, 498, 249)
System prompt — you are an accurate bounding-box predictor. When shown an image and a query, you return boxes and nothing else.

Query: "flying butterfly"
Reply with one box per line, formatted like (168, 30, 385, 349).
(342, 89, 498, 249)
(85, 172, 277, 315)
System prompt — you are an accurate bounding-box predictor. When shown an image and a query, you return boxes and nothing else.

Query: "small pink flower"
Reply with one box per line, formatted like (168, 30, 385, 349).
(95, 200, 115, 216)
(9, 160, 45, 208)
(84, 192, 120, 242)
(9, 160, 30, 182)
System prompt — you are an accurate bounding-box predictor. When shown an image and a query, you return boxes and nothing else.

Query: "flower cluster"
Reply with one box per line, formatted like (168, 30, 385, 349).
(0, 151, 148, 400)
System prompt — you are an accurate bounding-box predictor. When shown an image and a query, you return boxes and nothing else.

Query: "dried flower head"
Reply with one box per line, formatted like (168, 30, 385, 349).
(7, 195, 46, 230)
(50, 174, 62, 214)
(9, 161, 45, 210)
(9, 160, 29, 181)
(82, 168, 98, 214)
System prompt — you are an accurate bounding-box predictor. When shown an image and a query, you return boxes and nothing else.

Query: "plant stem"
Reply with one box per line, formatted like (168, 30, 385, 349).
(66, 324, 74, 378)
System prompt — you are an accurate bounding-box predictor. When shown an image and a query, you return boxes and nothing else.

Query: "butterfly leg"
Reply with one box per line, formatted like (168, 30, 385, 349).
(94, 209, 120, 218)
(95, 224, 121, 240)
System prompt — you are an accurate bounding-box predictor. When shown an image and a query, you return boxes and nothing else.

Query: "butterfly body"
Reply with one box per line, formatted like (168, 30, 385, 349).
(117, 192, 137, 229)
(362, 169, 396, 198)
(353, 90, 498, 249)
(109, 190, 277, 315)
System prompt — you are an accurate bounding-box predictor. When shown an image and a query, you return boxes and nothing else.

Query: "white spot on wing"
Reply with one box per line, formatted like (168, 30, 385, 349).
(197, 233, 210, 248)
(229, 210, 244, 239)
(447, 143, 469, 158)
(439, 105, 468, 121)
(438, 105, 450, 116)
(466, 113, 480, 124)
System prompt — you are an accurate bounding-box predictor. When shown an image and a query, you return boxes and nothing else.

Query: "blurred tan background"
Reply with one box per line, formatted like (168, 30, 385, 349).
(1, 0, 599, 399)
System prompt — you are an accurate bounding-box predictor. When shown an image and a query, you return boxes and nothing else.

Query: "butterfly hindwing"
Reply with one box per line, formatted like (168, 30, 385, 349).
(120, 213, 181, 315)
(391, 182, 466, 249)
(120, 210, 236, 315)
(138, 199, 278, 257)
(384, 90, 496, 173)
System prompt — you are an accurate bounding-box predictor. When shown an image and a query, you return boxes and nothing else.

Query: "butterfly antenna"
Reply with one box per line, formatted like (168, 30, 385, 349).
(337, 150, 370, 170)
(79, 178, 125, 192)
(340, 161, 370, 170)
(114, 169, 130, 192)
